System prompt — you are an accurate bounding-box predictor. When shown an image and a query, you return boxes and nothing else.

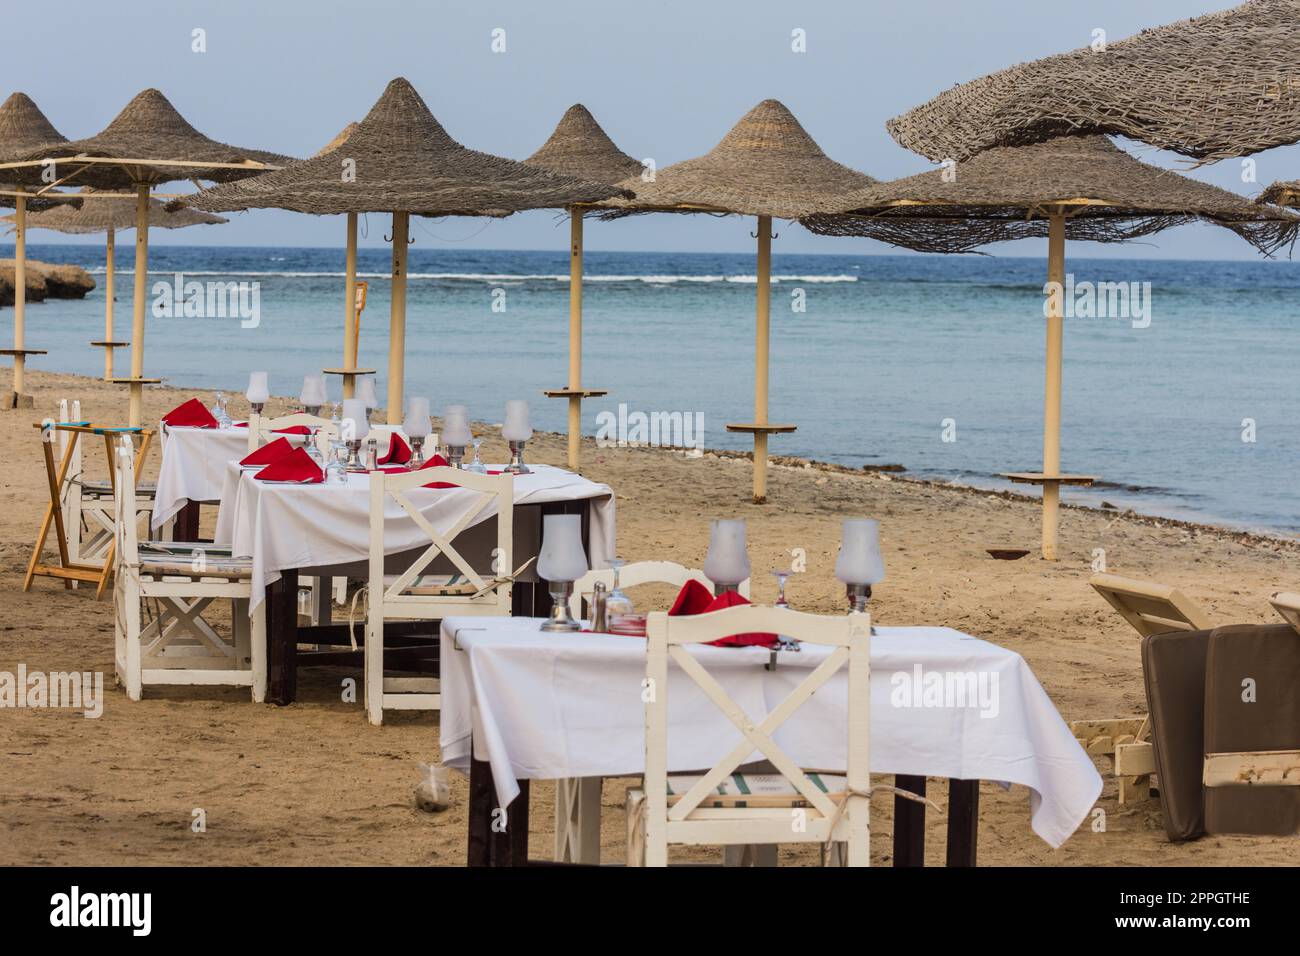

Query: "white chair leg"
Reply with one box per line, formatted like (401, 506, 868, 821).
(364, 609, 383, 726)
(625, 791, 647, 867)
(555, 777, 603, 864)
(333, 576, 347, 605)
(250, 600, 267, 704)
(125, 594, 143, 702)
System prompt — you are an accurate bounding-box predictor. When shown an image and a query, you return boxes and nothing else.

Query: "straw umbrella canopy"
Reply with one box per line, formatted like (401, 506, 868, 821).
(0, 88, 291, 423)
(803, 135, 1300, 559)
(182, 77, 632, 425)
(0, 92, 80, 406)
(600, 99, 878, 503)
(1258, 181, 1300, 208)
(887, 0, 1300, 164)
(525, 104, 642, 469)
(3, 188, 227, 380)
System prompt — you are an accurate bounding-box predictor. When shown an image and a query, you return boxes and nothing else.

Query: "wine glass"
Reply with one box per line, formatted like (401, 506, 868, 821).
(771, 569, 791, 608)
(305, 426, 325, 469)
(326, 440, 348, 484)
(771, 568, 800, 654)
(212, 391, 232, 428)
(605, 558, 635, 623)
(466, 437, 488, 474)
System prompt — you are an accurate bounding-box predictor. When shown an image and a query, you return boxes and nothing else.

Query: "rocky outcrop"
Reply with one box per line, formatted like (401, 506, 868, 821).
(0, 259, 95, 307)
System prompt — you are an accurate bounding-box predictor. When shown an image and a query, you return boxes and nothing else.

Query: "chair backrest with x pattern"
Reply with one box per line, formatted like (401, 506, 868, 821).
(642, 606, 871, 848)
(568, 560, 750, 618)
(245, 412, 338, 453)
(368, 466, 514, 618)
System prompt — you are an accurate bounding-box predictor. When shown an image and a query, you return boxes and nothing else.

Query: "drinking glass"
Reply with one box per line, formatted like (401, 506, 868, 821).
(606, 558, 635, 622)
(326, 441, 348, 484)
(212, 391, 232, 428)
(305, 427, 325, 469)
(771, 568, 799, 653)
(466, 437, 488, 474)
(771, 569, 791, 608)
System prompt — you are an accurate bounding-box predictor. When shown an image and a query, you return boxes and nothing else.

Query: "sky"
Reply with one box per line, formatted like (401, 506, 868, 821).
(4, 0, 1297, 260)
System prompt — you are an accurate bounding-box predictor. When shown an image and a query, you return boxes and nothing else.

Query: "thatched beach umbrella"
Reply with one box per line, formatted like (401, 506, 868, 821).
(183, 78, 631, 425)
(526, 104, 642, 469)
(4, 188, 228, 380)
(804, 135, 1300, 559)
(1258, 181, 1300, 208)
(600, 99, 877, 503)
(1, 88, 290, 424)
(0, 92, 74, 407)
(887, 0, 1300, 164)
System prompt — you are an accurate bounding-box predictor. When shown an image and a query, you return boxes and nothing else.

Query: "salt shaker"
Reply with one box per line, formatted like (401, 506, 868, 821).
(365, 437, 378, 472)
(591, 581, 608, 632)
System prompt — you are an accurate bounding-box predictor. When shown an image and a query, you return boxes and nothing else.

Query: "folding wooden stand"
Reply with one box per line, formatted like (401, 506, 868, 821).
(1074, 574, 1212, 804)
(24, 421, 154, 599)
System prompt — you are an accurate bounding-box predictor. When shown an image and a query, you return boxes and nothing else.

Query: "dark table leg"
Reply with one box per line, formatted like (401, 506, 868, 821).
(946, 779, 980, 867)
(265, 568, 299, 706)
(467, 754, 494, 867)
(467, 752, 530, 866)
(176, 500, 201, 542)
(892, 774, 927, 867)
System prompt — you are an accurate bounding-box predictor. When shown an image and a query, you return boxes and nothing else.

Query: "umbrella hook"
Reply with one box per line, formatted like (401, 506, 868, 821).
(750, 230, 780, 239)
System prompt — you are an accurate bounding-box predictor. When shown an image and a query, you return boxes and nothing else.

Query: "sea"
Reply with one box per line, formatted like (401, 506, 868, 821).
(5, 242, 1300, 536)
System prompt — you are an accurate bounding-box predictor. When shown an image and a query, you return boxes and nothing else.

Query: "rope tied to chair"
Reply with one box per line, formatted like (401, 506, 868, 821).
(821, 784, 944, 855)
(347, 585, 369, 652)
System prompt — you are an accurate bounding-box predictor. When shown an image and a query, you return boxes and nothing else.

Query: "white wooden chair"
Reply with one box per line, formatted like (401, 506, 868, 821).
(365, 466, 514, 725)
(568, 560, 749, 620)
(627, 605, 872, 866)
(112, 434, 266, 702)
(245, 411, 338, 454)
(59, 398, 158, 573)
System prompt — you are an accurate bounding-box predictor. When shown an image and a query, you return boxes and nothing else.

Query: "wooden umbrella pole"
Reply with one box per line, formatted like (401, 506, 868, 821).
(752, 214, 773, 503)
(1042, 212, 1066, 560)
(128, 184, 150, 426)
(342, 212, 359, 398)
(386, 211, 409, 425)
(566, 208, 584, 469)
(12, 192, 26, 398)
(104, 226, 115, 380)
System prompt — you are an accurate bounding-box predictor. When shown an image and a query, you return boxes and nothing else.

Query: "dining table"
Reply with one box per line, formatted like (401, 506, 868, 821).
(440, 615, 1103, 867)
(215, 462, 616, 704)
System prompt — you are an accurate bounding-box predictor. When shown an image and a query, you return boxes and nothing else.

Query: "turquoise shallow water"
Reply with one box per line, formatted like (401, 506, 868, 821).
(5, 242, 1300, 534)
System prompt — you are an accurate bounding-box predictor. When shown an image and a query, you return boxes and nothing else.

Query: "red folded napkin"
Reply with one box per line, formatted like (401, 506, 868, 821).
(253, 446, 324, 484)
(162, 398, 218, 428)
(379, 433, 412, 465)
(418, 455, 456, 488)
(240, 436, 294, 467)
(668, 578, 714, 616)
(273, 425, 313, 435)
(667, 581, 778, 648)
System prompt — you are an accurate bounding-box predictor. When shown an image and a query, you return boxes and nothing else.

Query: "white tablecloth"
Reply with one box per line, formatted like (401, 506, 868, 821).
(439, 616, 1101, 849)
(153, 426, 255, 528)
(153, 423, 406, 529)
(215, 464, 615, 609)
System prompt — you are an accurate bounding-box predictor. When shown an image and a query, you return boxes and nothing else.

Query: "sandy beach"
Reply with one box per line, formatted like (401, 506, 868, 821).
(1, 369, 1296, 866)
